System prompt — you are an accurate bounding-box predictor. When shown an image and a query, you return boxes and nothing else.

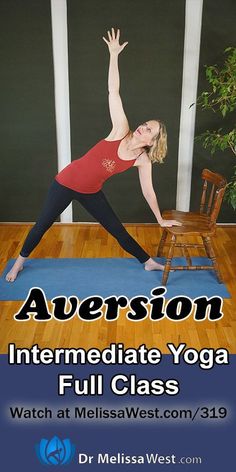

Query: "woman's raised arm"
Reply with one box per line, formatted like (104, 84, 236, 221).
(103, 28, 129, 139)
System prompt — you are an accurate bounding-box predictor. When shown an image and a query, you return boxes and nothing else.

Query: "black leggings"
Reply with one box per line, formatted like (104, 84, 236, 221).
(20, 180, 150, 263)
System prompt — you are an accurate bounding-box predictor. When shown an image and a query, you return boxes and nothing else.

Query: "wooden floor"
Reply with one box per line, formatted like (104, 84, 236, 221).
(0, 223, 236, 353)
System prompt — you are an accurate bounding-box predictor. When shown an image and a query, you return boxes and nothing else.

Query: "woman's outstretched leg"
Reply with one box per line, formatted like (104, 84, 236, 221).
(6, 180, 73, 282)
(76, 190, 164, 271)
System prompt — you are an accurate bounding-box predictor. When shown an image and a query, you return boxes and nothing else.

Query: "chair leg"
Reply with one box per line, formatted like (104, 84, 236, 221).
(202, 236, 211, 258)
(202, 236, 223, 283)
(162, 235, 176, 286)
(157, 229, 168, 256)
(183, 245, 192, 266)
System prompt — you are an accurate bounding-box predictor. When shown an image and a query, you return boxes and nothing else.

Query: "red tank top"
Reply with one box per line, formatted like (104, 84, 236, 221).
(55, 136, 137, 193)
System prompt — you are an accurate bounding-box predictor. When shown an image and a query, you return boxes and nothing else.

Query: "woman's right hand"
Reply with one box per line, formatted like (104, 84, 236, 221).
(160, 219, 182, 227)
(103, 28, 128, 55)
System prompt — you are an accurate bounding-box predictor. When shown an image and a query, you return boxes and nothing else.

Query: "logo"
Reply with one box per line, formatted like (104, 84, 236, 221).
(102, 158, 116, 173)
(35, 436, 75, 465)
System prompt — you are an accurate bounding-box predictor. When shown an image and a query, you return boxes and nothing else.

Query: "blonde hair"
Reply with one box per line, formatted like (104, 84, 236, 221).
(146, 120, 167, 163)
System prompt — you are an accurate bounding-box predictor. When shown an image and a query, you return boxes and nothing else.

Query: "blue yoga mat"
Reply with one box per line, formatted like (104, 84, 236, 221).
(0, 257, 230, 301)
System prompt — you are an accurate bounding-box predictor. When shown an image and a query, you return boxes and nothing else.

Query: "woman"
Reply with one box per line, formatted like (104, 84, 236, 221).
(6, 28, 180, 282)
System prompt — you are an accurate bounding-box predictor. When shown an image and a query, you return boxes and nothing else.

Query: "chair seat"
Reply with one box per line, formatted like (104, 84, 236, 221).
(162, 210, 216, 235)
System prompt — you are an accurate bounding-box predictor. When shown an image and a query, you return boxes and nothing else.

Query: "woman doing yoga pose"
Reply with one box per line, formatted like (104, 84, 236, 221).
(6, 28, 181, 282)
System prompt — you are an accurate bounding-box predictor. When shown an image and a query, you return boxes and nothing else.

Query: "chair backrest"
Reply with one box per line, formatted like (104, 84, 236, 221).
(200, 169, 227, 222)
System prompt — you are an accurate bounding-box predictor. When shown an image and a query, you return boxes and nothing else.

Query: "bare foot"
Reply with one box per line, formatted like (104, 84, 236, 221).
(144, 258, 165, 272)
(6, 255, 26, 282)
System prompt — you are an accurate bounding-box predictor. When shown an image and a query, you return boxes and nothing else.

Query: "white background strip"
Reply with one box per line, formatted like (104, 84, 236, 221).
(176, 0, 204, 211)
(51, 0, 72, 222)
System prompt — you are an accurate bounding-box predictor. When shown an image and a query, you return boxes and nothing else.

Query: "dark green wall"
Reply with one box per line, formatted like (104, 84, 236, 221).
(68, 0, 185, 222)
(192, 0, 236, 223)
(0, 0, 57, 221)
(1, 1, 234, 223)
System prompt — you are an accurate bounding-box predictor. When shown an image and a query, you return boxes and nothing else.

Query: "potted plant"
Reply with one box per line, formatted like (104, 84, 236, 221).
(195, 47, 236, 209)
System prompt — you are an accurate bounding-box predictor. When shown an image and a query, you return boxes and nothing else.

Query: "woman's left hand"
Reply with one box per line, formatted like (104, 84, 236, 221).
(103, 28, 128, 55)
(160, 219, 182, 227)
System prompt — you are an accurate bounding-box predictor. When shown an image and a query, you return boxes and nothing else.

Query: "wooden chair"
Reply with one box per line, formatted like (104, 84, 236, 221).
(157, 169, 227, 285)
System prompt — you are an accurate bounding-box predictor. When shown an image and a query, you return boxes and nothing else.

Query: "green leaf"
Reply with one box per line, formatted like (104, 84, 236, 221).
(196, 47, 236, 209)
